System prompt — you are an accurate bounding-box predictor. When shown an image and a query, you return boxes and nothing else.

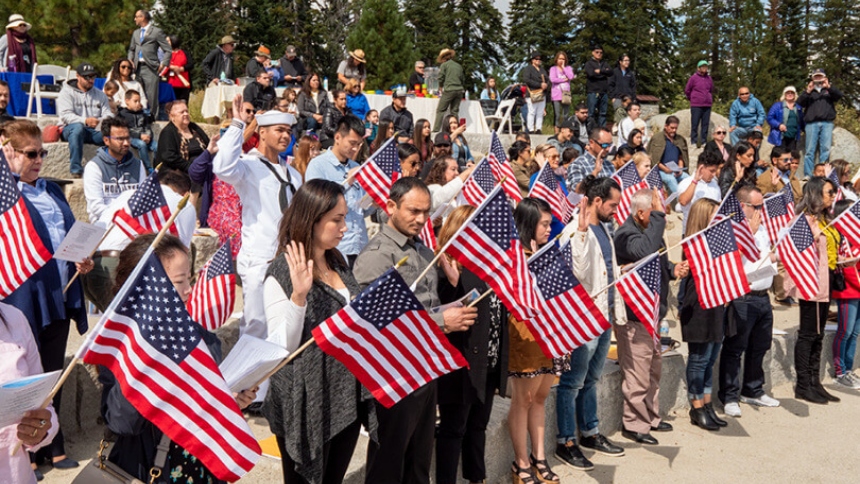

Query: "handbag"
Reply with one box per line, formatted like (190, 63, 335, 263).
(831, 269, 847, 292)
(528, 71, 546, 103)
(72, 435, 171, 484)
(561, 90, 572, 105)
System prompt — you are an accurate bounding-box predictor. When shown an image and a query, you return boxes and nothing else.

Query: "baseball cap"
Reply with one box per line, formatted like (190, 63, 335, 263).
(285, 45, 297, 56)
(76, 63, 97, 77)
(560, 118, 574, 131)
(697, 60, 709, 68)
(812, 68, 826, 78)
(434, 133, 451, 146)
(392, 87, 408, 98)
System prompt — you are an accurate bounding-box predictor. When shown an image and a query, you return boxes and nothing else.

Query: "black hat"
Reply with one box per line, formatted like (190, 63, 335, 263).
(76, 62, 97, 77)
(529, 51, 542, 60)
(434, 132, 451, 146)
(560, 118, 575, 131)
(592, 44, 604, 52)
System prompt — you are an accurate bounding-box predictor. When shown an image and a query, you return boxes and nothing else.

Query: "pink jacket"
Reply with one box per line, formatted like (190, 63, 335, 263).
(549, 65, 575, 102)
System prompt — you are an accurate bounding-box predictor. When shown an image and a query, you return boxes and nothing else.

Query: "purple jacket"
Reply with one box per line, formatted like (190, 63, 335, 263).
(685, 72, 714, 107)
(549, 65, 574, 101)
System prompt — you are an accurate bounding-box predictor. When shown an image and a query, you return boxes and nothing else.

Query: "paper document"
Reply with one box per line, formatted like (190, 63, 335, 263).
(219, 336, 290, 392)
(53, 222, 106, 262)
(663, 161, 683, 173)
(430, 289, 481, 314)
(0, 370, 62, 428)
(746, 261, 778, 283)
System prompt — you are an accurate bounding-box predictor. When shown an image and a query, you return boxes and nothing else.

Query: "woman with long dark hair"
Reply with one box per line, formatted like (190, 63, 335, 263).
(297, 73, 330, 133)
(413, 118, 434, 164)
(791, 177, 841, 404)
(107, 58, 147, 109)
(717, 141, 757, 196)
(263, 179, 377, 483)
(509, 140, 537, 198)
(442, 114, 473, 169)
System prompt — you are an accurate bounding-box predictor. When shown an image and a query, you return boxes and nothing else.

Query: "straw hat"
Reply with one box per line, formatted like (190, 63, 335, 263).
(349, 49, 366, 64)
(6, 14, 31, 31)
(219, 35, 236, 46)
(437, 48, 455, 64)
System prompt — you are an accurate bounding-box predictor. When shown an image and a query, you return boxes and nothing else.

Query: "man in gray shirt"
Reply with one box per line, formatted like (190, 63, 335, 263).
(354, 177, 476, 483)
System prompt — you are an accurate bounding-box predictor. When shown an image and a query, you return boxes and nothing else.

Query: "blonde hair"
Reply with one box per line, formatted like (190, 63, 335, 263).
(632, 152, 651, 169)
(686, 198, 718, 235)
(437, 205, 476, 255)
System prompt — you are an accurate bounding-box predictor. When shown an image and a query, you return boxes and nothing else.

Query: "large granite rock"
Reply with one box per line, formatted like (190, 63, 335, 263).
(648, 109, 730, 141)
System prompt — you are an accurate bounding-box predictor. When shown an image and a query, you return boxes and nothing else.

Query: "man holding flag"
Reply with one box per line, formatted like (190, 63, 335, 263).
(556, 176, 625, 470)
(718, 185, 781, 417)
(614, 188, 688, 445)
(353, 177, 477, 483)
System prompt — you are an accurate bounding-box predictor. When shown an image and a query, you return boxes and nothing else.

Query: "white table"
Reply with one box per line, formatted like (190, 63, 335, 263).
(365, 94, 490, 134)
(201, 84, 288, 119)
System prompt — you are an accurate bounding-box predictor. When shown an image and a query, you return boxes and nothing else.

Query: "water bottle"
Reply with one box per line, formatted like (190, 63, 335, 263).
(659, 320, 670, 343)
(323, 76, 329, 92)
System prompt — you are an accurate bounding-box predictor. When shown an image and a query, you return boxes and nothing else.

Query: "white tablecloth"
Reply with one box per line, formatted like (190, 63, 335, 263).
(201, 84, 288, 119)
(365, 94, 490, 134)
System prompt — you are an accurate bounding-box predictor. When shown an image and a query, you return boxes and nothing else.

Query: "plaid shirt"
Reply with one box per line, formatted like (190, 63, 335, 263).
(565, 151, 616, 192)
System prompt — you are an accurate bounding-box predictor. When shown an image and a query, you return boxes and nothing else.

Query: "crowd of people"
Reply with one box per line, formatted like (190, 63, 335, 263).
(1, 8, 859, 484)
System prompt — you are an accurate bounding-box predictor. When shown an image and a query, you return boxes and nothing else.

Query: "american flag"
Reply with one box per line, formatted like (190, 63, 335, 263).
(616, 254, 662, 337)
(311, 267, 467, 408)
(187, 241, 236, 331)
(418, 218, 436, 250)
(79, 251, 260, 481)
(524, 242, 609, 358)
(355, 137, 401, 212)
(832, 199, 860, 248)
(829, 169, 845, 204)
(113, 172, 179, 239)
(528, 163, 573, 223)
(779, 182, 796, 211)
(775, 216, 819, 300)
(646, 166, 666, 207)
(682, 219, 750, 309)
(487, 131, 523, 204)
(711, 189, 760, 262)
(0, 152, 52, 298)
(612, 161, 649, 224)
(462, 157, 496, 207)
(444, 185, 539, 321)
(763, 192, 794, 246)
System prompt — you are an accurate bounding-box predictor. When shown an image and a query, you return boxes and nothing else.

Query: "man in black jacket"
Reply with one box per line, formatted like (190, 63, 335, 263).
(798, 68, 843, 176)
(584, 45, 613, 127)
(569, 103, 597, 154)
(278, 45, 307, 89)
(614, 188, 688, 445)
(243, 70, 277, 112)
(380, 89, 415, 137)
(201, 35, 236, 85)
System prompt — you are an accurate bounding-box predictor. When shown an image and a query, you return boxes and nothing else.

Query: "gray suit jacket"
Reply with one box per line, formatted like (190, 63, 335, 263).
(127, 24, 171, 70)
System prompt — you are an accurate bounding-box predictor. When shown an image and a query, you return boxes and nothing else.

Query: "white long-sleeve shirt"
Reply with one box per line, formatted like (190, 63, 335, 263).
(212, 120, 302, 260)
(263, 277, 350, 351)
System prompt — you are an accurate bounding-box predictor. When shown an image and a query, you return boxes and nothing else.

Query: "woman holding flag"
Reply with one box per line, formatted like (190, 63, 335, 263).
(507, 198, 564, 484)
(99, 233, 257, 482)
(263, 179, 377, 484)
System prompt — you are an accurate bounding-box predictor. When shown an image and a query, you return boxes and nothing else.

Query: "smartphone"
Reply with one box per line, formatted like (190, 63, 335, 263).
(459, 118, 466, 127)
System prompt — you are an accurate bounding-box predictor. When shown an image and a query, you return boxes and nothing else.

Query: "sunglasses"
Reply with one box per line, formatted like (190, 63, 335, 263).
(244, 109, 254, 114)
(827, 189, 837, 196)
(15, 149, 48, 159)
(714, 131, 726, 135)
(739, 92, 750, 96)
(594, 141, 612, 149)
(743, 202, 764, 210)
(120, 65, 132, 70)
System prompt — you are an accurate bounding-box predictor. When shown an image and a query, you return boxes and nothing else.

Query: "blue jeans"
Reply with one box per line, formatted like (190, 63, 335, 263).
(130, 137, 157, 172)
(804, 121, 834, 176)
(686, 342, 722, 400)
(660, 170, 690, 195)
(834, 299, 860, 377)
(690, 106, 711, 145)
(62, 123, 104, 174)
(556, 329, 611, 443)
(586, 92, 608, 127)
(730, 126, 756, 145)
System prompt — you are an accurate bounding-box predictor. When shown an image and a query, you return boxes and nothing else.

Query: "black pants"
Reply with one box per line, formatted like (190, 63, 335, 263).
(31, 319, 71, 462)
(277, 420, 360, 484)
(173, 87, 191, 104)
(690, 106, 711, 145)
(435, 370, 498, 484)
(796, 300, 829, 390)
(781, 137, 800, 153)
(718, 294, 773, 404)
(365, 382, 436, 484)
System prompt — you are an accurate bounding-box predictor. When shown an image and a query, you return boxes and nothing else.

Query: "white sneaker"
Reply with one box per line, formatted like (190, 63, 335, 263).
(724, 402, 742, 417)
(847, 373, 860, 389)
(836, 374, 860, 389)
(741, 394, 780, 407)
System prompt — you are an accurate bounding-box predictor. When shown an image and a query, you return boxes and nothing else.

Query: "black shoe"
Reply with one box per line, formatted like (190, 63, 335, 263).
(52, 458, 79, 469)
(815, 384, 841, 402)
(704, 403, 727, 427)
(775, 297, 795, 306)
(651, 421, 673, 432)
(690, 406, 719, 431)
(622, 427, 658, 445)
(580, 434, 625, 456)
(554, 443, 594, 471)
(33, 469, 44, 481)
(795, 386, 828, 404)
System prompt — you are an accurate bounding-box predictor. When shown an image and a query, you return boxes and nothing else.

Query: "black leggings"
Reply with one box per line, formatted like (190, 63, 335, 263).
(277, 420, 361, 484)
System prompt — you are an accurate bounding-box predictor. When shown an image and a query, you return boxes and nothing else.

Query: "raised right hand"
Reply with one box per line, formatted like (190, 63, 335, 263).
(285, 241, 313, 306)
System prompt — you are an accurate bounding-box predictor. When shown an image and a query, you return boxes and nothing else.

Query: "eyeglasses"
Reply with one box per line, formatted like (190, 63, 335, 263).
(743, 202, 764, 211)
(714, 131, 726, 135)
(779, 157, 792, 163)
(82, 74, 96, 80)
(108, 136, 130, 142)
(244, 109, 254, 114)
(15, 149, 48, 159)
(826, 189, 837, 196)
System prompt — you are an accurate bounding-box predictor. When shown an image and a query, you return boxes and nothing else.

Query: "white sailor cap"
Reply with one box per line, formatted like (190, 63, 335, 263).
(255, 111, 296, 127)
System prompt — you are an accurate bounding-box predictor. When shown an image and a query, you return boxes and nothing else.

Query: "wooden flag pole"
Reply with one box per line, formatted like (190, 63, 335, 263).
(12, 194, 189, 455)
(62, 224, 115, 294)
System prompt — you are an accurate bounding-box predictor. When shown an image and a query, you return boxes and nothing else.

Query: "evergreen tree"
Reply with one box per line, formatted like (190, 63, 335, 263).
(506, 0, 559, 69)
(679, 0, 727, 101)
(154, 0, 233, 88)
(235, 0, 296, 70)
(448, 0, 506, 92)
(812, 0, 860, 103)
(403, 0, 453, 66)
(9, 0, 152, 73)
(312, 0, 358, 80)
(346, 0, 414, 90)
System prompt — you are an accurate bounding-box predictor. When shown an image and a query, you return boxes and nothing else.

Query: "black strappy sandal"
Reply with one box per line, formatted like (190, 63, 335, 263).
(512, 461, 538, 484)
(529, 453, 560, 483)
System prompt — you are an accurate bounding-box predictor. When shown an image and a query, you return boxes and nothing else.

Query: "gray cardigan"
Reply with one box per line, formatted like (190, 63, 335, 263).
(262, 255, 377, 483)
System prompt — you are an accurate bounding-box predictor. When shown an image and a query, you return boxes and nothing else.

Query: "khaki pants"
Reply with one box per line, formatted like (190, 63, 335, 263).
(772, 260, 788, 300)
(615, 321, 662, 434)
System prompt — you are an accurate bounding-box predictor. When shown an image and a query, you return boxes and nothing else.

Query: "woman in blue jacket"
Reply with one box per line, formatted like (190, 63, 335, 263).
(345, 79, 370, 121)
(767, 86, 804, 152)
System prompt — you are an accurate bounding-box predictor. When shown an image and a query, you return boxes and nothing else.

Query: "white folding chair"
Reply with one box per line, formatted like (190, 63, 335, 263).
(485, 99, 516, 134)
(26, 63, 71, 118)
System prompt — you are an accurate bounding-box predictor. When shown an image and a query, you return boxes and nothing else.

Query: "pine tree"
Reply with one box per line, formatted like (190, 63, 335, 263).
(13, 0, 152, 73)
(312, 0, 359, 80)
(812, 0, 860, 103)
(506, 0, 557, 69)
(403, 0, 453, 66)
(234, 0, 296, 71)
(448, 0, 506, 93)
(154, 0, 233, 88)
(346, 0, 414, 90)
